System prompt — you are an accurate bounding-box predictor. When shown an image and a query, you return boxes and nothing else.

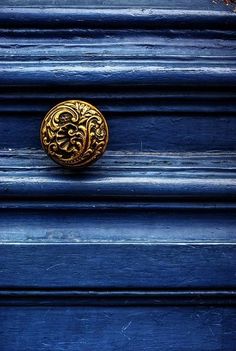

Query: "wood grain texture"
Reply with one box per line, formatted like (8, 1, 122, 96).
(0, 151, 235, 200)
(0, 243, 236, 288)
(1, 7, 236, 29)
(0, 8, 235, 152)
(0, 2, 236, 350)
(1, 306, 235, 351)
(1, 208, 236, 243)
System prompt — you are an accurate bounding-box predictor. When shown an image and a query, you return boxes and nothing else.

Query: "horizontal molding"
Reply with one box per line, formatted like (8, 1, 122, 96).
(1, 85, 235, 128)
(0, 150, 235, 200)
(1, 85, 235, 100)
(1, 204, 236, 243)
(0, 0, 234, 11)
(1, 7, 236, 29)
(1, 32, 235, 62)
(2, 150, 236, 169)
(1, 86, 235, 152)
(1, 62, 235, 86)
(1, 9, 235, 87)
(2, 175, 235, 199)
(1, 200, 236, 211)
(1, 8, 235, 153)
(1, 86, 235, 151)
(1, 99, 236, 114)
(0, 150, 235, 197)
(0, 288, 235, 306)
(1, 152, 235, 244)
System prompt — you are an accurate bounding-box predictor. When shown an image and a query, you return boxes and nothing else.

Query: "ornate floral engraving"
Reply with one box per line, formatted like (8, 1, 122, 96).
(40, 100, 108, 168)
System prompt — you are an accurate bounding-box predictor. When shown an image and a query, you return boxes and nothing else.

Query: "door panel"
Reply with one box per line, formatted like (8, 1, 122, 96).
(1, 306, 236, 351)
(0, 1, 236, 350)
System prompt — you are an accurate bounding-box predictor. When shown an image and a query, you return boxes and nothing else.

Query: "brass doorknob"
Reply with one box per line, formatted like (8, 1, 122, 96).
(40, 100, 109, 168)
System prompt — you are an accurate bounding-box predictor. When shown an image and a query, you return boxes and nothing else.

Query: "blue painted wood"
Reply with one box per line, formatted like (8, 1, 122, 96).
(1, 0, 234, 10)
(0, 2, 236, 350)
(1, 7, 236, 29)
(0, 151, 236, 199)
(1, 306, 235, 351)
(1, 207, 236, 243)
(0, 7, 235, 152)
(1, 62, 235, 86)
(0, 243, 236, 288)
(1, 112, 236, 151)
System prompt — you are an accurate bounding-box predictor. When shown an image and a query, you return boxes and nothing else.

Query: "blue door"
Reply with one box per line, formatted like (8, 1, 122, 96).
(0, 1, 236, 350)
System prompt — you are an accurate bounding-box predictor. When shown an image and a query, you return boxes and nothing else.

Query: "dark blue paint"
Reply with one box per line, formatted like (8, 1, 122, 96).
(1, 7, 236, 29)
(1, 306, 235, 351)
(1, 152, 236, 199)
(1, 111, 236, 152)
(0, 1, 236, 350)
(1, 61, 236, 86)
(1, 208, 236, 243)
(0, 243, 236, 288)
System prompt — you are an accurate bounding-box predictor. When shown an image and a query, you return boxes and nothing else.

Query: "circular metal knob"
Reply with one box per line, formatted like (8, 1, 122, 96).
(40, 100, 109, 168)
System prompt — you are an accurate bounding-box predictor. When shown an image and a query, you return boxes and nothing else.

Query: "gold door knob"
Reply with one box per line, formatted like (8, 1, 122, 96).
(40, 100, 109, 168)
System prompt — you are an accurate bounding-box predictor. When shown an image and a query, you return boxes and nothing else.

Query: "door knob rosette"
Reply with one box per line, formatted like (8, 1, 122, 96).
(40, 100, 108, 168)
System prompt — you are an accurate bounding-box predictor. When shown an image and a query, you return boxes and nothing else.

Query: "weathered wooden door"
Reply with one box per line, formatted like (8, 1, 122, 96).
(0, 1, 236, 350)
